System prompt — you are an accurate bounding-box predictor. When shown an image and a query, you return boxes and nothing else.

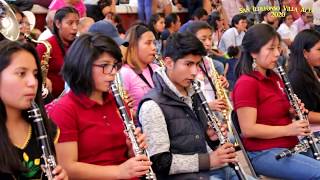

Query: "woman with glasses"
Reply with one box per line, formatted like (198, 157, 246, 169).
(46, 33, 152, 179)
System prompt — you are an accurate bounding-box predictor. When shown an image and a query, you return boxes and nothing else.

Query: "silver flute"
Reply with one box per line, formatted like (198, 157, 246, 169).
(275, 62, 320, 160)
(28, 101, 57, 180)
(110, 81, 157, 180)
(192, 81, 248, 180)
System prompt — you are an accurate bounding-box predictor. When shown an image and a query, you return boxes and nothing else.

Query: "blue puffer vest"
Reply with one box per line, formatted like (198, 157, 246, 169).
(138, 72, 213, 180)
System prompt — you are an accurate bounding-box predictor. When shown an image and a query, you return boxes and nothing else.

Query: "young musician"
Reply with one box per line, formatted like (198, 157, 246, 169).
(138, 32, 239, 179)
(288, 29, 320, 134)
(187, 21, 228, 112)
(233, 23, 320, 179)
(36, 6, 79, 99)
(119, 24, 158, 113)
(47, 33, 152, 179)
(0, 40, 66, 179)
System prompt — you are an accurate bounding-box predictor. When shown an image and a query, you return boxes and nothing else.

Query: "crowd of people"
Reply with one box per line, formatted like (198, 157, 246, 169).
(0, 0, 320, 179)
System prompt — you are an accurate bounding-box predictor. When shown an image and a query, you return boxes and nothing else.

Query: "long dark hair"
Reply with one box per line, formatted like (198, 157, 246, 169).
(288, 29, 320, 107)
(148, 13, 164, 40)
(62, 33, 122, 96)
(0, 40, 55, 174)
(235, 24, 280, 79)
(53, 6, 79, 56)
(207, 12, 221, 31)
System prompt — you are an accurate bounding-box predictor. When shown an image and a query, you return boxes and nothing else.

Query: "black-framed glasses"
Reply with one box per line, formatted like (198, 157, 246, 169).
(93, 62, 122, 74)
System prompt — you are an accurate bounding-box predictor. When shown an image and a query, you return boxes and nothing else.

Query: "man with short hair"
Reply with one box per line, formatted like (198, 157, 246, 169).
(218, 14, 247, 53)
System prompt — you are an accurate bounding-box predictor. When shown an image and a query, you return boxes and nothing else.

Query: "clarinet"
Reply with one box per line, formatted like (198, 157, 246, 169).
(275, 63, 320, 160)
(110, 82, 157, 180)
(28, 101, 57, 180)
(192, 81, 248, 180)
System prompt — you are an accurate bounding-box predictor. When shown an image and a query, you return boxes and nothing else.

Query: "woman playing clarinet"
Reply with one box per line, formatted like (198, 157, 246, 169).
(233, 23, 320, 179)
(0, 40, 67, 179)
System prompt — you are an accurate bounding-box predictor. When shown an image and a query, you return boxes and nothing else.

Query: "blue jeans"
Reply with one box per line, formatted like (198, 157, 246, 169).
(248, 148, 320, 180)
(209, 166, 256, 180)
(138, 0, 152, 23)
(209, 166, 238, 180)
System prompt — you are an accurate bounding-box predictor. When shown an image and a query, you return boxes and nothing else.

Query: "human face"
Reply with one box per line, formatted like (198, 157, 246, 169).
(56, 13, 79, 44)
(137, 31, 156, 65)
(285, 14, 294, 26)
(304, 41, 320, 67)
(302, 13, 313, 24)
(92, 52, 118, 93)
(102, 6, 112, 16)
(195, 28, 212, 52)
(216, 18, 224, 30)
(166, 54, 202, 92)
(20, 16, 31, 34)
(251, 37, 281, 74)
(172, 16, 181, 32)
(266, 12, 277, 24)
(154, 17, 165, 33)
(0, 50, 38, 111)
(235, 19, 247, 32)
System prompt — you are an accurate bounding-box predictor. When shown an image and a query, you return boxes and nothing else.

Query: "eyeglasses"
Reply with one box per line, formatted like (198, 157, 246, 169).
(93, 62, 122, 74)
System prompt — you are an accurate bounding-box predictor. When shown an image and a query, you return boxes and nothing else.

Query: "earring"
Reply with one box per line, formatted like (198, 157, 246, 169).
(252, 58, 257, 70)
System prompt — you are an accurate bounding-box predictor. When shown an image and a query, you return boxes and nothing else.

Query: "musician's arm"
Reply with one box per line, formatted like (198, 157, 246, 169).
(237, 107, 294, 139)
(139, 100, 210, 175)
(55, 142, 121, 179)
(308, 111, 320, 124)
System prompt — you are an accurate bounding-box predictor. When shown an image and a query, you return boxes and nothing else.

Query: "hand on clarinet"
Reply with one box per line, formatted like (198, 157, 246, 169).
(134, 127, 148, 150)
(118, 155, 152, 179)
(288, 97, 309, 120)
(209, 143, 237, 169)
(52, 165, 68, 180)
(286, 120, 311, 136)
(126, 127, 148, 157)
(124, 94, 135, 109)
(206, 123, 228, 141)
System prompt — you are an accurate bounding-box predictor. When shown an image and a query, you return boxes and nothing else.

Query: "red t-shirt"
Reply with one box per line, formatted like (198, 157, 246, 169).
(36, 35, 69, 98)
(232, 71, 298, 151)
(46, 91, 128, 166)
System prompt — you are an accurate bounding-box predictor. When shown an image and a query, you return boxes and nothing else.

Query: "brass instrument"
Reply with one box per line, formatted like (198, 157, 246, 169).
(0, 0, 19, 41)
(154, 54, 165, 67)
(25, 34, 52, 99)
(201, 57, 233, 131)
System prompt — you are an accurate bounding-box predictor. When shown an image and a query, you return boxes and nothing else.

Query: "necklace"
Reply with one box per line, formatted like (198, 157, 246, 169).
(14, 124, 32, 149)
